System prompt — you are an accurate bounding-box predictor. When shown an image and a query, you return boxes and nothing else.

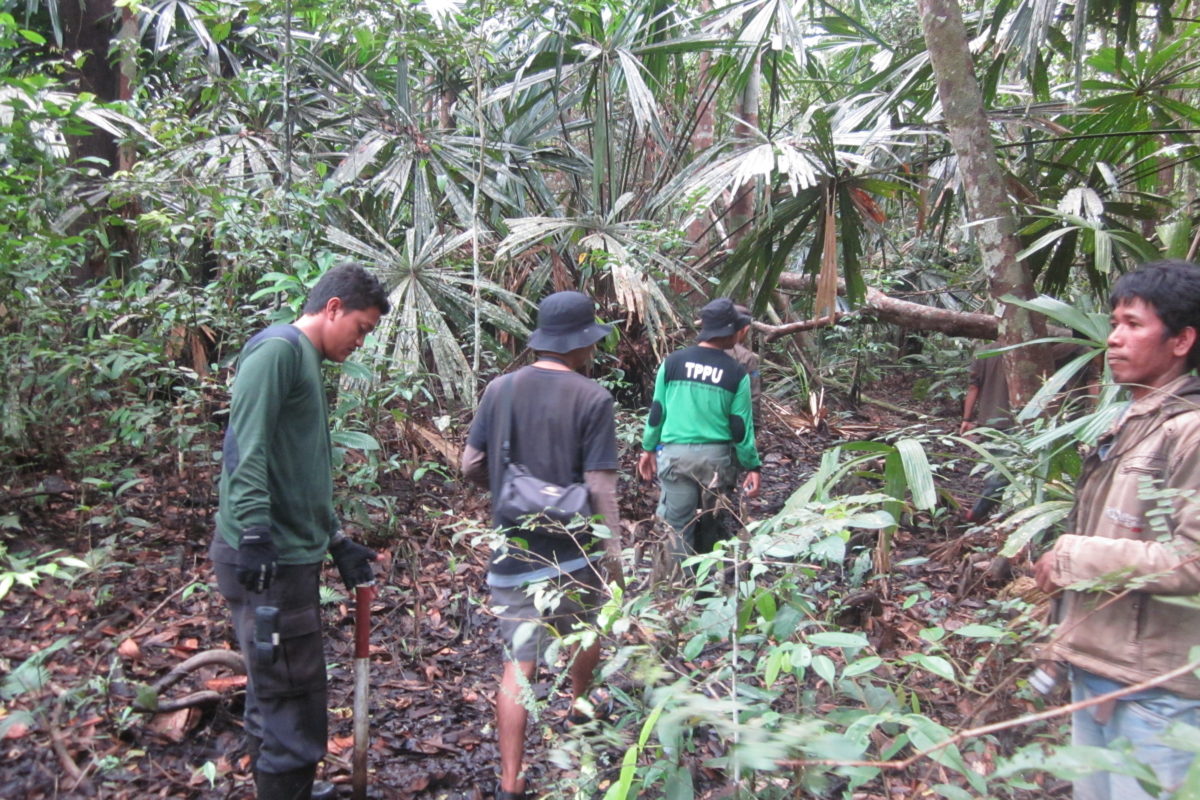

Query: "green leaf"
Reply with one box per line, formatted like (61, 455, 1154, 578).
(764, 648, 785, 688)
(919, 626, 945, 643)
(606, 699, 667, 800)
(663, 764, 694, 800)
(135, 683, 159, 711)
(1170, 754, 1200, 799)
(772, 604, 803, 639)
(193, 760, 218, 788)
(2, 638, 72, 699)
(808, 631, 870, 648)
(813, 654, 837, 685)
(339, 360, 374, 383)
(904, 653, 956, 682)
(1001, 294, 1111, 343)
(895, 438, 936, 511)
(843, 655, 883, 677)
(1000, 501, 1073, 558)
(683, 634, 707, 661)
(330, 430, 381, 451)
(996, 743, 1158, 784)
(953, 624, 1008, 641)
(754, 590, 777, 621)
(903, 715, 981, 790)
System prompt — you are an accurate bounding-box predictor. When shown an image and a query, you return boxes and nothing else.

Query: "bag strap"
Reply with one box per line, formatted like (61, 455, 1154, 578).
(497, 369, 522, 467)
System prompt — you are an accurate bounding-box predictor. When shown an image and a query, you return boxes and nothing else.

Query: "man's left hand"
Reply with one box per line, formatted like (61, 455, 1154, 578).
(742, 470, 761, 498)
(330, 535, 378, 589)
(637, 451, 657, 482)
(1033, 550, 1061, 595)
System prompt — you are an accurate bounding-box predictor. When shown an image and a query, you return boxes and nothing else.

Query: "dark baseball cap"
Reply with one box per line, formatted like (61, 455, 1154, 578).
(698, 297, 749, 341)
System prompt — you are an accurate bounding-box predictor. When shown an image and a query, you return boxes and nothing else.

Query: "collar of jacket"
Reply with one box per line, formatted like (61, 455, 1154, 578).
(1097, 374, 1200, 456)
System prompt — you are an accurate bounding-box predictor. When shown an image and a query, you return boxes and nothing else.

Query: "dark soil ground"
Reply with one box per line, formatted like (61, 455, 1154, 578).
(0, 370, 1057, 799)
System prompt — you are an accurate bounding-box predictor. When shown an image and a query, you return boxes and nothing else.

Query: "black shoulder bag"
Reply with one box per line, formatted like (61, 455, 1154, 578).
(493, 370, 592, 535)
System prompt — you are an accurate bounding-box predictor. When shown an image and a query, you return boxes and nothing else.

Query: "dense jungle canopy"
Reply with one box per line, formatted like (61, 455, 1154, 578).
(3, 0, 1200, 798)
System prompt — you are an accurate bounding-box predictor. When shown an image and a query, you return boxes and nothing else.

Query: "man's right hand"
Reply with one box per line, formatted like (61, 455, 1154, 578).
(637, 450, 657, 482)
(1033, 550, 1061, 595)
(236, 526, 278, 593)
(741, 469, 761, 498)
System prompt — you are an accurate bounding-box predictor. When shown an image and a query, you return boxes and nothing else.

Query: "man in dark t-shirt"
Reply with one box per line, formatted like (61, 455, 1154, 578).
(960, 342, 1100, 521)
(461, 291, 621, 800)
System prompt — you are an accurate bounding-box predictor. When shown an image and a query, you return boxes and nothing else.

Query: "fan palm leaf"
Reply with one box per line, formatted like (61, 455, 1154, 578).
(326, 217, 528, 400)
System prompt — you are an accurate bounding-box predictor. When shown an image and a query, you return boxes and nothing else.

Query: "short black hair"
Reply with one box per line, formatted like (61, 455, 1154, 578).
(303, 262, 390, 316)
(1110, 260, 1200, 367)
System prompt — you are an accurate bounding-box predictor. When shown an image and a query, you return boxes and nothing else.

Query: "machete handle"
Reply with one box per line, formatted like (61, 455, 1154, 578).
(354, 584, 373, 659)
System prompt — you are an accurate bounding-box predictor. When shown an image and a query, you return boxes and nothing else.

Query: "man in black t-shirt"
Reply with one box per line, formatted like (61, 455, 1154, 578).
(461, 291, 622, 800)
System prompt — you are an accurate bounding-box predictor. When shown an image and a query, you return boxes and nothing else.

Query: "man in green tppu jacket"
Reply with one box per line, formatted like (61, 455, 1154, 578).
(638, 298, 762, 561)
(210, 263, 389, 800)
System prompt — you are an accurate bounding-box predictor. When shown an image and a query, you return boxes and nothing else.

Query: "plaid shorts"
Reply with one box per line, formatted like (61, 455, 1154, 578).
(490, 566, 603, 663)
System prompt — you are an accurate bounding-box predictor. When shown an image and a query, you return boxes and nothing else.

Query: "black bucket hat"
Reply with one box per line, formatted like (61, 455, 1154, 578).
(698, 297, 749, 341)
(528, 291, 613, 353)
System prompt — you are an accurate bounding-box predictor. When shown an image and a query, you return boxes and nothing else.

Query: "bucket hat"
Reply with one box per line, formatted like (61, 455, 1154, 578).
(527, 291, 613, 353)
(697, 298, 749, 341)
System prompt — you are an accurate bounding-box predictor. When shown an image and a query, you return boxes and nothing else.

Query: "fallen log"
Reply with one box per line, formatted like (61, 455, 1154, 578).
(763, 277, 1000, 341)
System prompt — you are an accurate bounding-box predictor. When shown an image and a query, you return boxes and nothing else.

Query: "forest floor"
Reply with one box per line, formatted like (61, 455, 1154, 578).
(0, 372, 1067, 800)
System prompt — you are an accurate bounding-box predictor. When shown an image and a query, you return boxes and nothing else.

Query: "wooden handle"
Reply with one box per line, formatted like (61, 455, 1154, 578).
(354, 584, 372, 659)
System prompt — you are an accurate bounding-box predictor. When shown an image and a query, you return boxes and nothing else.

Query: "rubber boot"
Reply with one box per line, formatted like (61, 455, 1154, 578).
(968, 471, 1009, 522)
(255, 764, 315, 800)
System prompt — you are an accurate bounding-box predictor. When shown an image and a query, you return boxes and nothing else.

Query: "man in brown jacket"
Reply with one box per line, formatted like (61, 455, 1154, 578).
(1034, 260, 1200, 800)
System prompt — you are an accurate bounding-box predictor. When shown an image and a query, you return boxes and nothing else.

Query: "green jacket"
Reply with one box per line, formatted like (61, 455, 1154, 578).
(642, 344, 760, 470)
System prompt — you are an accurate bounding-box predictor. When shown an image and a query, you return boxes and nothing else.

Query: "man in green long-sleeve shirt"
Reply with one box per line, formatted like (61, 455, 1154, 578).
(637, 298, 762, 561)
(210, 262, 389, 800)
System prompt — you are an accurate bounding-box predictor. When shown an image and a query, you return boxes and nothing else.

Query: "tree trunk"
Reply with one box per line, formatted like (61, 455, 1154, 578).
(60, 0, 120, 172)
(679, 0, 716, 300)
(917, 0, 1052, 407)
(726, 62, 759, 251)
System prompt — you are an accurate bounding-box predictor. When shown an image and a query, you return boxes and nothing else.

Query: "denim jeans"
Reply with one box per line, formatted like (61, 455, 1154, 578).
(1070, 669, 1200, 800)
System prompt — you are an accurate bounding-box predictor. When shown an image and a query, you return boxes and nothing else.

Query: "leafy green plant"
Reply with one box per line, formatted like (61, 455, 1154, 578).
(542, 479, 1142, 799)
(0, 544, 88, 601)
(778, 433, 938, 573)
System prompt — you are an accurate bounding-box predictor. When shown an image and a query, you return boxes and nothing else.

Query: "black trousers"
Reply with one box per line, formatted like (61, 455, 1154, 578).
(214, 560, 328, 774)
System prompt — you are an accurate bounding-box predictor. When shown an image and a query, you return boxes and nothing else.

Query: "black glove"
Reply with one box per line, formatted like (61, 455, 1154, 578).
(236, 526, 277, 593)
(329, 534, 376, 590)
